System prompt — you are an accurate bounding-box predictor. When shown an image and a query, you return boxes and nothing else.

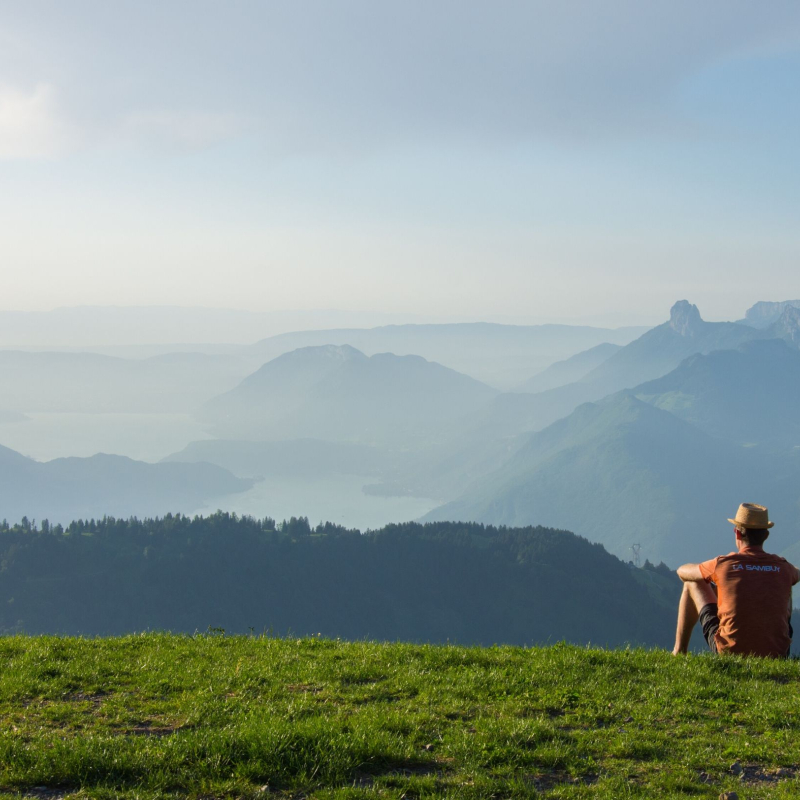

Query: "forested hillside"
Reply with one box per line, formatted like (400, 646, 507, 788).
(0, 514, 677, 648)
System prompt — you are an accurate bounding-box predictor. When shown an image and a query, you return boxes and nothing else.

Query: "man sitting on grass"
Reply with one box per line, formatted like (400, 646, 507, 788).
(673, 503, 799, 658)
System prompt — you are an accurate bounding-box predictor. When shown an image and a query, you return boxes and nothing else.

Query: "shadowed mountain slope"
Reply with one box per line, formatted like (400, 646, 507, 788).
(0, 444, 251, 524)
(422, 395, 800, 566)
(514, 342, 621, 394)
(633, 338, 800, 445)
(202, 345, 499, 444)
(358, 303, 800, 510)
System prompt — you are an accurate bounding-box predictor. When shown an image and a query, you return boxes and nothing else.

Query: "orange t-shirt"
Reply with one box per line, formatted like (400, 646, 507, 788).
(699, 547, 798, 658)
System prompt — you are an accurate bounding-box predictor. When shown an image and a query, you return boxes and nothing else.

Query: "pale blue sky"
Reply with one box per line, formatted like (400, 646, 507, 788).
(1, 1, 798, 325)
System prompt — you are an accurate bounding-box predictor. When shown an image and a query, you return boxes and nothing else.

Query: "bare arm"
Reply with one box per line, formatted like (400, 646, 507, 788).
(676, 563, 704, 583)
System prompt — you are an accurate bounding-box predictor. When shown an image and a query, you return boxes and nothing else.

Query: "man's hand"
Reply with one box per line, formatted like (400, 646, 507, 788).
(676, 563, 704, 582)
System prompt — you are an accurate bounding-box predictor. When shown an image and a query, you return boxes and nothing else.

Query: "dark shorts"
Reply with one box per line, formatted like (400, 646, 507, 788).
(698, 603, 720, 653)
(698, 603, 794, 657)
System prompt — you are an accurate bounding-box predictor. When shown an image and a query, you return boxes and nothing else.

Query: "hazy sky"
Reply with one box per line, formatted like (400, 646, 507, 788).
(1, 1, 799, 325)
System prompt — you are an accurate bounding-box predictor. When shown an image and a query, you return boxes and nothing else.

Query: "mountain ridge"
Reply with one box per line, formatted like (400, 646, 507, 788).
(422, 393, 800, 565)
(202, 345, 499, 444)
(0, 445, 251, 524)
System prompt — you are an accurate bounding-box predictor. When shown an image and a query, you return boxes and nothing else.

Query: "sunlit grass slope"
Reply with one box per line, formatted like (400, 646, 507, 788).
(2, 635, 800, 798)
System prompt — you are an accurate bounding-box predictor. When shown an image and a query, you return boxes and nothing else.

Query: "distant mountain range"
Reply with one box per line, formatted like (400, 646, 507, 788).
(740, 300, 800, 329)
(423, 394, 800, 566)
(202, 345, 499, 444)
(448, 300, 800, 441)
(243, 322, 649, 389)
(7, 296, 800, 576)
(0, 320, 650, 415)
(416, 301, 800, 565)
(0, 445, 251, 523)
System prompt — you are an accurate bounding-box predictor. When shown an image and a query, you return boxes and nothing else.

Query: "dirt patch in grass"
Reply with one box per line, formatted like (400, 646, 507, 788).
(526, 770, 599, 790)
(21, 787, 74, 799)
(338, 675, 386, 687)
(125, 720, 184, 737)
(739, 764, 799, 785)
(286, 683, 323, 694)
(366, 758, 448, 779)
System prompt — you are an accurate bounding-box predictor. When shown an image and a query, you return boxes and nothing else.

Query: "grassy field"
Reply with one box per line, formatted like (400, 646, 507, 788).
(2, 635, 800, 798)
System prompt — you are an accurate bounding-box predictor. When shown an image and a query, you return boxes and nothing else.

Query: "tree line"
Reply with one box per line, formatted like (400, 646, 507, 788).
(0, 512, 678, 647)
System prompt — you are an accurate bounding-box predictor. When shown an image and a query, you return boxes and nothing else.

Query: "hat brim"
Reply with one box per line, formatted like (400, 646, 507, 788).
(728, 518, 774, 529)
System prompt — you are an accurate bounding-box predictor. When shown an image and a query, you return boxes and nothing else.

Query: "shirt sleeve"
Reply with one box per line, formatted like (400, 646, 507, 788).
(698, 557, 718, 583)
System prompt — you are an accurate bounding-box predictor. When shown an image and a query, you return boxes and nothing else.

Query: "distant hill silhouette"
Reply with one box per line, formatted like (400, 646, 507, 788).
(244, 322, 649, 389)
(202, 345, 498, 444)
(0, 445, 251, 523)
(513, 342, 621, 394)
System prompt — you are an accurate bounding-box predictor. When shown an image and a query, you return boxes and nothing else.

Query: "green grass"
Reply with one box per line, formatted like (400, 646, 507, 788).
(2, 636, 800, 798)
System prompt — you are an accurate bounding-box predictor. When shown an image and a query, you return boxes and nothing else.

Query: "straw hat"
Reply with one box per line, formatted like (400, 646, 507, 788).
(728, 503, 774, 530)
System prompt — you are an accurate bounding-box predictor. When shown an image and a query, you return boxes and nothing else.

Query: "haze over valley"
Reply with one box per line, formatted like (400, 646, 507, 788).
(3, 298, 800, 573)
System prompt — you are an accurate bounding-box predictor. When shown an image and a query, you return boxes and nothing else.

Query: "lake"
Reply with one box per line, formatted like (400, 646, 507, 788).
(194, 473, 438, 531)
(0, 412, 438, 528)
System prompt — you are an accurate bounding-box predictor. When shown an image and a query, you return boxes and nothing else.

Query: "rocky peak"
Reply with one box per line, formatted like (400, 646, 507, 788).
(668, 300, 704, 337)
(770, 305, 800, 347)
(745, 300, 800, 329)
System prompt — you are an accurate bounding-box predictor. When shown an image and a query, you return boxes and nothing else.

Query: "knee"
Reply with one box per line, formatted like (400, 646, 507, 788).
(686, 579, 715, 608)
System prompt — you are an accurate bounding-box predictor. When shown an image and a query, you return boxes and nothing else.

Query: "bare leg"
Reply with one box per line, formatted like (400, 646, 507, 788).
(673, 581, 717, 655)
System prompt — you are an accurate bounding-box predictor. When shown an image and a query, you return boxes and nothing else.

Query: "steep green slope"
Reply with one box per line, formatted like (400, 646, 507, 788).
(424, 395, 800, 565)
(3, 636, 800, 799)
(633, 338, 800, 445)
(0, 515, 674, 648)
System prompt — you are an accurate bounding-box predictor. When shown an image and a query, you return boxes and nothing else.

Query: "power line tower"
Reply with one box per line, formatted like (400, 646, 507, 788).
(631, 543, 641, 568)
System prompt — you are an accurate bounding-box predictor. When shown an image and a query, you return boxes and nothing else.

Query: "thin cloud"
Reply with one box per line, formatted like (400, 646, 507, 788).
(0, 83, 78, 159)
(118, 109, 244, 152)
